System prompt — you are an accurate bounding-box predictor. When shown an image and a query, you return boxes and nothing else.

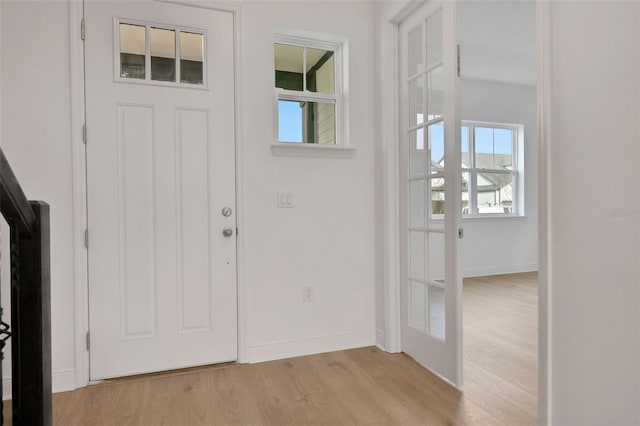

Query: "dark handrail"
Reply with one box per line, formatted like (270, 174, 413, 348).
(0, 149, 36, 239)
(0, 147, 52, 426)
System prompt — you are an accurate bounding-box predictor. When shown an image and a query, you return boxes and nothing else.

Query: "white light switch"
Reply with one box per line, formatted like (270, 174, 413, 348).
(277, 192, 294, 208)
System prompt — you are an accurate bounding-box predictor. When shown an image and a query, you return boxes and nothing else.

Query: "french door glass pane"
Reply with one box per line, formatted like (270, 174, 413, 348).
(426, 66, 444, 119)
(428, 122, 444, 172)
(409, 180, 425, 227)
(462, 172, 470, 214)
(409, 129, 425, 177)
(426, 9, 443, 68)
(410, 231, 425, 280)
(410, 281, 426, 332)
(430, 177, 445, 216)
(409, 77, 424, 127)
(428, 285, 445, 339)
(427, 232, 445, 284)
(408, 23, 424, 77)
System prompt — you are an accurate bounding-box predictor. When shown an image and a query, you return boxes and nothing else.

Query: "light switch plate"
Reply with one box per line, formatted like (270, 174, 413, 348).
(277, 192, 294, 208)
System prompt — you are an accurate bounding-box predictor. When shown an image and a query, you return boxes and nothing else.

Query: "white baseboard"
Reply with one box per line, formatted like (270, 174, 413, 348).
(247, 329, 376, 364)
(3, 368, 76, 400)
(463, 263, 538, 278)
(375, 328, 386, 352)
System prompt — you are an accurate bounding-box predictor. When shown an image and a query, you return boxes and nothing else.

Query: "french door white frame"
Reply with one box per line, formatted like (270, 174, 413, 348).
(68, 0, 247, 388)
(378, 0, 552, 424)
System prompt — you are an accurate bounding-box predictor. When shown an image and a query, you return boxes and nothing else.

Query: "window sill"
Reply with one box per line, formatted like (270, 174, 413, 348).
(270, 143, 356, 158)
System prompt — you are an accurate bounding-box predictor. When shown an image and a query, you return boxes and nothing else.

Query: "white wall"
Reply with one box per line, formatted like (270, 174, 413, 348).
(239, 0, 376, 361)
(460, 78, 538, 277)
(0, 0, 77, 394)
(549, 2, 640, 424)
(1, 0, 377, 391)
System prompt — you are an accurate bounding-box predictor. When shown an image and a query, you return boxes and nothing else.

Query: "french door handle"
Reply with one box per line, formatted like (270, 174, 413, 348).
(222, 227, 234, 238)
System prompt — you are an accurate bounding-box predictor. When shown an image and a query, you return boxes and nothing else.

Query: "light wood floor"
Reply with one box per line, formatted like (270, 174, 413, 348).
(4, 272, 537, 425)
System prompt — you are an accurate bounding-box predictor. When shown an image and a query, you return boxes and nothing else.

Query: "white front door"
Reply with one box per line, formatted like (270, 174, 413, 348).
(399, 1, 463, 386)
(85, 0, 237, 380)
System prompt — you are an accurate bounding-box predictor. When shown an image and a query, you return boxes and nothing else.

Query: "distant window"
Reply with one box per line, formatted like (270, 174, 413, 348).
(460, 122, 521, 215)
(117, 20, 205, 87)
(274, 34, 344, 145)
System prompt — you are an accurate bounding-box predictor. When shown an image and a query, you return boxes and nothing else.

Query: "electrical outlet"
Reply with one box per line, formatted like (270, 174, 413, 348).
(303, 286, 314, 302)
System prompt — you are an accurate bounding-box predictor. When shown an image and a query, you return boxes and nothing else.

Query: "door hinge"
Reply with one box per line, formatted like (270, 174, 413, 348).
(81, 19, 86, 41)
(82, 123, 87, 144)
(84, 229, 89, 249)
(86, 331, 90, 350)
(457, 44, 461, 77)
(458, 228, 464, 239)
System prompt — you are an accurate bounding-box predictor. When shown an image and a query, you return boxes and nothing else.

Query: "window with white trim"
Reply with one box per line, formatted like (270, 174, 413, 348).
(274, 34, 345, 146)
(460, 122, 522, 216)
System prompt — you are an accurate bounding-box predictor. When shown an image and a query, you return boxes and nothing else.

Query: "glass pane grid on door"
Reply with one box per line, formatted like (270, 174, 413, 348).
(406, 11, 446, 341)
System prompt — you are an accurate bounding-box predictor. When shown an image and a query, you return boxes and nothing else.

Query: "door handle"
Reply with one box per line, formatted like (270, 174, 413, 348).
(222, 227, 234, 238)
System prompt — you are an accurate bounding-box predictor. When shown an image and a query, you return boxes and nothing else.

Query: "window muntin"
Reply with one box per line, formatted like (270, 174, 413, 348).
(274, 36, 341, 145)
(117, 20, 206, 88)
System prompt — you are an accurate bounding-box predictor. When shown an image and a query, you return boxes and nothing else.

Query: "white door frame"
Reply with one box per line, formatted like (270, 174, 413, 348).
(378, 0, 551, 424)
(68, 0, 247, 388)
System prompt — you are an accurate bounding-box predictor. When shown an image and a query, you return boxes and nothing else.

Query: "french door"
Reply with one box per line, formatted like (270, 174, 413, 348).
(399, 1, 463, 386)
(85, 0, 237, 379)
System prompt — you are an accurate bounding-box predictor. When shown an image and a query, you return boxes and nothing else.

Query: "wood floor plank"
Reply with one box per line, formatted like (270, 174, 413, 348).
(2, 272, 538, 425)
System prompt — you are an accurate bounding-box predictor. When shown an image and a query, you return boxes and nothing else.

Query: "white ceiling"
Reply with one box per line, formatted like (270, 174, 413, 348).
(458, 0, 537, 86)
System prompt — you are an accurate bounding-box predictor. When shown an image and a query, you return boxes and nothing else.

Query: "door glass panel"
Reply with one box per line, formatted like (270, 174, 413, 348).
(427, 232, 445, 284)
(180, 32, 204, 85)
(426, 9, 443, 68)
(410, 231, 425, 280)
(119, 23, 146, 79)
(428, 122, 444, 173)
(426, 66, 444, 119)
(275, 43, 304, 91)
(306, 48, 335, 94)
(409, 77, 424, 127)
(150, 27, 176, 82)
(409, 129, 425, 177)
(430, 177, 445, 216)
(410, 281, 426, 332)
(409, 180, 425, 227)
(408, 23, 423, 77)
(428, 285, 445, 339)
(461, 125, 470, 167)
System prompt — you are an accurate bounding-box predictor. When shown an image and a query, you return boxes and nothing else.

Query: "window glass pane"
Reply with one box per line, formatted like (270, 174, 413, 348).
(409, 77, 424, 127)
(306, 48, 334, 94)
(410, 180, 425, 228)
(477, 172, 513, 214)
(426, 66, 443, 119)
(410, 231, 425, 281)
(278, 100, 335, 144)
(494, 128, 513, 169)
(426, 9, 443, 68)
(428, 285, 445, 339)
(180, 32, 203, 85)
(150, 27, 176, 82)
(428, 122, 444, 173)
(409, 129, 425, 177)
(474, 127, 494, 168)
(409, 281, 426, 332)
(461, 126, 470, 168)
(275, 44, 304, 91)
(408, 23, 423, 77)
(120, 23, 146, 79)
(430, 177, 445, 216)
(278, 100, 303, 142)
